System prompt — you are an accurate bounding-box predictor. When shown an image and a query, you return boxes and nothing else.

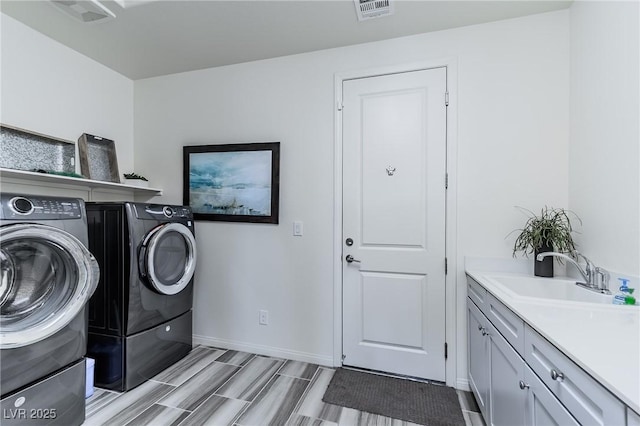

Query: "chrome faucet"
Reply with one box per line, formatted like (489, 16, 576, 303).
(535, 251, 610, 294)
(595, 267, 610, 293)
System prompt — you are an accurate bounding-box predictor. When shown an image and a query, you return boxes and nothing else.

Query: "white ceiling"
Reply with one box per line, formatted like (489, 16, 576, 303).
(1, 0, 572, 80)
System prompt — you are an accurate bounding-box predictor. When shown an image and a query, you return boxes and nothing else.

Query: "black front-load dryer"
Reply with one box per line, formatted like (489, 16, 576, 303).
(86, 202, 197, 391)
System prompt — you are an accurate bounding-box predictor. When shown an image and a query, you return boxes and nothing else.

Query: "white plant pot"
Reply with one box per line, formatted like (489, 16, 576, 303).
(124, 178, 149, 188)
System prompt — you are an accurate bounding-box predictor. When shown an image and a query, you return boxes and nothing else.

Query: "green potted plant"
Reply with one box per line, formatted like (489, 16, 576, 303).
(123, 173, 149, 188)
(510, 206, 581, 277)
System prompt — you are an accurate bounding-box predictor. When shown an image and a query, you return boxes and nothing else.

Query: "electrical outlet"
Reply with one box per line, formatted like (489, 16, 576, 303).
(259, 310, 269, 325)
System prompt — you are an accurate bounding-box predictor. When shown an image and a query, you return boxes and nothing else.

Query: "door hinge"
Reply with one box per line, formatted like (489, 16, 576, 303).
(445, 173, 448, 189)
(445, 342, 448, 359)
(342, 354, 346, 361)
(445, 91, 449, 106)
(445, 257, 448, 275)
(337, 102, 344, 111)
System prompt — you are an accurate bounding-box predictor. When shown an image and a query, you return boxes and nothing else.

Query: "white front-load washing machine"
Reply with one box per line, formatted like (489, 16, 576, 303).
(0, 193, 99, 425)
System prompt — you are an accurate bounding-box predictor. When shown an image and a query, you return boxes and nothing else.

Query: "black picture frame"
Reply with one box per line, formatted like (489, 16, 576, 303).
(183, 142, 280, 223)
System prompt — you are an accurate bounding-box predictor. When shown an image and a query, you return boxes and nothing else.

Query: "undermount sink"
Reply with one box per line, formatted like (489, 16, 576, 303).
(486, 275, 613, 304)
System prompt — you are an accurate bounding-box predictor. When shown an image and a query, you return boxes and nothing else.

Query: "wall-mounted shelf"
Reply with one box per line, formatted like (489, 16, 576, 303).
(0, 168, 163, 196)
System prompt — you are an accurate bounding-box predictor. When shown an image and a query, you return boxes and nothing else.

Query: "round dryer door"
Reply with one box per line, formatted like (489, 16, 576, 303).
(140, 222, 197, 295)
(0, 223, 100, 349)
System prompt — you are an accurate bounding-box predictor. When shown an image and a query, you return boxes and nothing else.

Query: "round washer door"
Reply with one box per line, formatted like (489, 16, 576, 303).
(0, 223, 100, 349)
(141, 222, 197, 295)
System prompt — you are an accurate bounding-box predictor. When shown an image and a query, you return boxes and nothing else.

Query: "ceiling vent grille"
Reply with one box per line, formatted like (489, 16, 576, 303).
(354, 0, 394, 21)
(50, 0, 116, 23)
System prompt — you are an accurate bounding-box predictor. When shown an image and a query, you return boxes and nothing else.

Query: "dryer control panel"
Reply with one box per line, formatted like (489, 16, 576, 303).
(134, 203, 193, 220)
(0, 194, 83, 220)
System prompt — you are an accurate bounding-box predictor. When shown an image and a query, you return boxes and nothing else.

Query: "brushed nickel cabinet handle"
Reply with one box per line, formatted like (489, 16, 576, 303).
(551, 369, 565, 382)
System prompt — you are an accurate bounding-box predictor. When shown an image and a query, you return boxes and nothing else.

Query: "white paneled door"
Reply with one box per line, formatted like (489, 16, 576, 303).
(342, 67, 447, 381)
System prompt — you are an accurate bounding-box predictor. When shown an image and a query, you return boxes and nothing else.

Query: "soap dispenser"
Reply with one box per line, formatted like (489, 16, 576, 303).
(613, 278, 636, 305)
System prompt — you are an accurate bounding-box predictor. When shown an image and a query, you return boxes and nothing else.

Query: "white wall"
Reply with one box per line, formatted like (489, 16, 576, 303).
(135, 10, 571, 382)
(0, 13, 134, 188)
(569, 1, 640, 281)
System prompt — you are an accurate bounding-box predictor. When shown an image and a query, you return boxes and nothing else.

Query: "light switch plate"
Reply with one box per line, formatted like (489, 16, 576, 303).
(293, 221, 303, 236)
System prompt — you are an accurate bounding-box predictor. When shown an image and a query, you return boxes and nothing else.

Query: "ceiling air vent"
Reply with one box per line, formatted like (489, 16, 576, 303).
(354, 0, 394, 21)
(50, 0, 116, 23)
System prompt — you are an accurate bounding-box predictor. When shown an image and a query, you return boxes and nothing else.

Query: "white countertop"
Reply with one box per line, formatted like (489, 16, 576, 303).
(466, 269, 640, 414)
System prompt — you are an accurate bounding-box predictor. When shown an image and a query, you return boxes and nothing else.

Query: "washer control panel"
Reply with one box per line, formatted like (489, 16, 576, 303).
(159, 206, 192, 219)
(0, 194, 83, 220)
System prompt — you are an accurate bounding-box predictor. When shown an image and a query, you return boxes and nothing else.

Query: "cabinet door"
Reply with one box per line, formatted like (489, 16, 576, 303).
(467, 298, 490, 418)
(488, 321, 526, 426)
(524, 365, 579, 426)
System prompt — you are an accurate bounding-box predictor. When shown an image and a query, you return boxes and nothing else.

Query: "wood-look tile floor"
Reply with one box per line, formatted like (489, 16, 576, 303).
(83, 345, 484, 426)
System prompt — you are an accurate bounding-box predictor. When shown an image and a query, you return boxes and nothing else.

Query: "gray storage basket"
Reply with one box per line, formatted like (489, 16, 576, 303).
(0, 125, 75, 174)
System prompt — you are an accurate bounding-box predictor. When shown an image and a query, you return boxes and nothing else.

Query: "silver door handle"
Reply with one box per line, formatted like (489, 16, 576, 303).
(345, 255, 361, 263)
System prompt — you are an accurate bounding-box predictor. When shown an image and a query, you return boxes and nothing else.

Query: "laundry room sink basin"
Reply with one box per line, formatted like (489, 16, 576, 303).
(486, 275, 613, 304)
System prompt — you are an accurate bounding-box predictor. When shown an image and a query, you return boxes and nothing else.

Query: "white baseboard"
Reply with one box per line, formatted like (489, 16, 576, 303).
(193, 334, 334, 367)
(455, 377, 471, 391)
(193, 334, 471, 390)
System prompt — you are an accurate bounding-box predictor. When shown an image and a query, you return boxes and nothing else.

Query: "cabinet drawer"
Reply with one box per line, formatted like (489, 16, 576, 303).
(524, 325, 626, 426)
(467, 275, 488, 310)
(485, 292, 525, 355)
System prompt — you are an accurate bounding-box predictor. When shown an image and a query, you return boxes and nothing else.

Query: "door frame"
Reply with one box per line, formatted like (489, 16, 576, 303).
(332, 58, 459, 386)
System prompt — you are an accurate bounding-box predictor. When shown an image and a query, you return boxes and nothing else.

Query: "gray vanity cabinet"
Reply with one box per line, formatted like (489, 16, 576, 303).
(467, 276, 579, 426)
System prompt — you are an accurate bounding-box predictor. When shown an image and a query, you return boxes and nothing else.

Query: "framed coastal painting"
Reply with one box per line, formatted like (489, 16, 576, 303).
(183, 142, 280, 223)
